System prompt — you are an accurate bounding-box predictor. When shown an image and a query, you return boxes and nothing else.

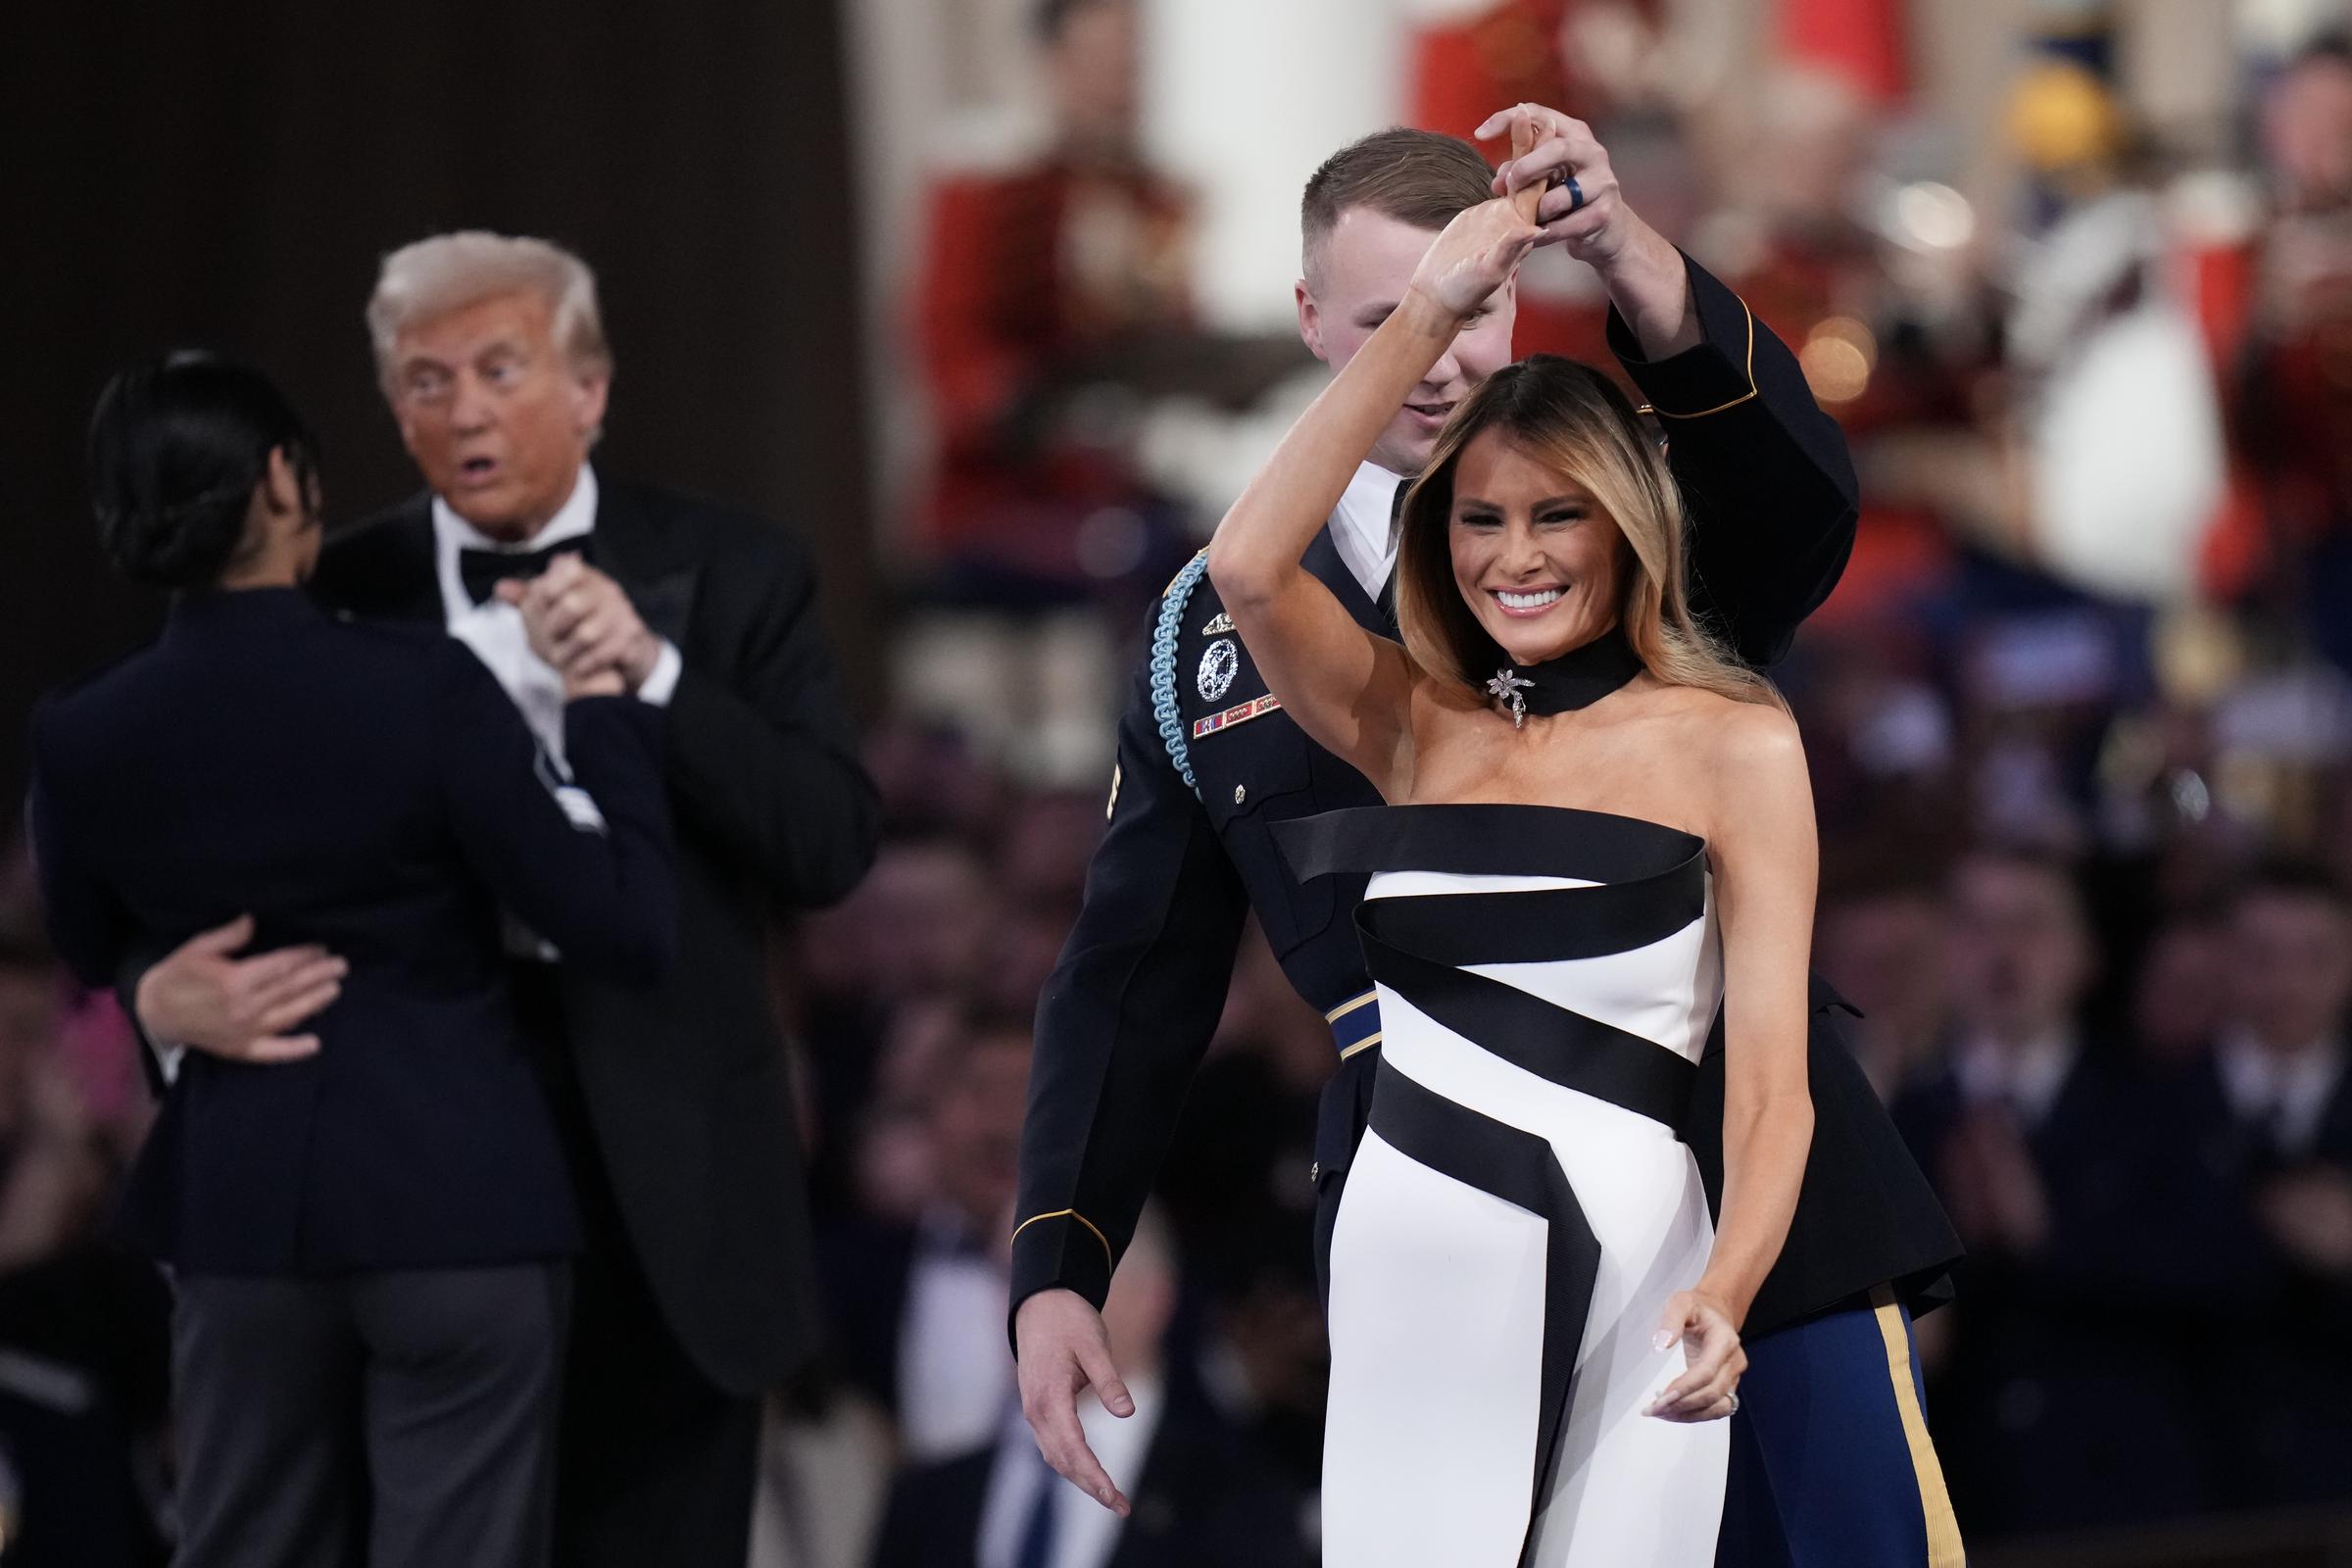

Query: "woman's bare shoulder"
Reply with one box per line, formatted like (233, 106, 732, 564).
(1409, 668, 1489, 720)
(1647, 685, 1803, 766)
(1714, 692, 1800, 746)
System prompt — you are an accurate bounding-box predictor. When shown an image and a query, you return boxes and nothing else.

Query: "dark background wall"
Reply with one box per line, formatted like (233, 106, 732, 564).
(0, 0, 874, 811)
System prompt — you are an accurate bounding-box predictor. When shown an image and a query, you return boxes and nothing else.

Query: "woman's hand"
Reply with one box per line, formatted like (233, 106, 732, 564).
(1646, 1289, 1747, 1422)
(1406, 196, 1543, 322)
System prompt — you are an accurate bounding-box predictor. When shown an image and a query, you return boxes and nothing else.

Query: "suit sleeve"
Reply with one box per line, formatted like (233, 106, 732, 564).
(1608, 252, 1859, 669)
(24, 710, 130, 994)
(434, 650, 679, 984)
(26, 708, 187, 1097)
(32, 809, 178, 1098)
(661, 530, 878, 909)
(1010, 622, 1250, 1325)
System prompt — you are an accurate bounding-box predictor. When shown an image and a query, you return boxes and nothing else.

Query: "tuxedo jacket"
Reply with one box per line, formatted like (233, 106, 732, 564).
(1893, 1048, 2352, 1523)
(1014, 255, 1959, 1339)
(816, 1218, 923, 1416)
(2160, 1044, 2352, 1506)
(308, 477, 879, 1392)
(1892, 1050, 2276, 1316)
(868, 1384, 1311, 1568)
(2120, 1047, 2352, 1328)
(31, 588, 675, 1273)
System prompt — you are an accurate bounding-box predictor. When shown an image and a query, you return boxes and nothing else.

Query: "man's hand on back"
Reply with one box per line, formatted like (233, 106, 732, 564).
(133, 914, 342, 1063)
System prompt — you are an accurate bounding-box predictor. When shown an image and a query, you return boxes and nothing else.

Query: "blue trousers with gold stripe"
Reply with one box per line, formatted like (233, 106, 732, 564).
(1715, 1287, 1966, 1567)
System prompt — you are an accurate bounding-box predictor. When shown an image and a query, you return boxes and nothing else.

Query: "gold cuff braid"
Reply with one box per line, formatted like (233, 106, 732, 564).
(1009, 1208, 1114, 1274)
(1649, 298, 1759, 419)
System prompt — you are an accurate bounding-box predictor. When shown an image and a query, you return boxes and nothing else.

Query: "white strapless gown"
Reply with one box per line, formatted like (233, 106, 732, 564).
(1291, 804, 1730, 1568)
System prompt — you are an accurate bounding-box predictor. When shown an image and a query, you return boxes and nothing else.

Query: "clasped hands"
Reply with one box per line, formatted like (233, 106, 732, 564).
(1407, 103, 1692, 355)
(494, 552, 662, 700)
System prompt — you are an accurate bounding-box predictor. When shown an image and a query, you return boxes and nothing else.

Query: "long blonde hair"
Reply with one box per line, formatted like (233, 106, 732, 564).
(1392, 355, 1785, 711)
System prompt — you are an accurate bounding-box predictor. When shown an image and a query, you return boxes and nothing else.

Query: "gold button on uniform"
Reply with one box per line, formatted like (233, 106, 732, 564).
(1234, 784, 1247, 806)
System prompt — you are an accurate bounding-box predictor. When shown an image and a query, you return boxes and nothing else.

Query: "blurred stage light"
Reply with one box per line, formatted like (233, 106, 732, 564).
(1887, 181, 1976, 252)
(1800, 317, 1877, 404)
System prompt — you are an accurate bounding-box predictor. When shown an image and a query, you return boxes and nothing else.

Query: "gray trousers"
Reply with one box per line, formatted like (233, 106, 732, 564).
(171, 1263, 570, 1568)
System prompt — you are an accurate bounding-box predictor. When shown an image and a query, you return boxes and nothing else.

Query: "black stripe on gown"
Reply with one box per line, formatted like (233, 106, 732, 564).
(1277, 802, 1703, 886)
(1367, 1064, 1600, 1568)
(1291, 804, 1720, 1560)
(1279, 803, 1707, 1137)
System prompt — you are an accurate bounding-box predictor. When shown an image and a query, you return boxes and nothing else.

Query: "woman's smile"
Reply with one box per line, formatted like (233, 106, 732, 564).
(1490, 584, 1566, 616)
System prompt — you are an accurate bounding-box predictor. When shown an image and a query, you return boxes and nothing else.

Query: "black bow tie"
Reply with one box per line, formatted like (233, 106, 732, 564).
(460, 537, 591, 607)
(1483, 624, 1645, 728)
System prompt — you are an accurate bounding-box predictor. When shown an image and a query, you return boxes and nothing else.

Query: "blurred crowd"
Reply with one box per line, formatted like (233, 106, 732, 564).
(847, 0, 2352, 1552)
(11, 0, 2352, 1561)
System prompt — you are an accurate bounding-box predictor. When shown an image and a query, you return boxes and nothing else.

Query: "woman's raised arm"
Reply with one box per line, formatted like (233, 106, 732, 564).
(1205, 197, 1539, 795)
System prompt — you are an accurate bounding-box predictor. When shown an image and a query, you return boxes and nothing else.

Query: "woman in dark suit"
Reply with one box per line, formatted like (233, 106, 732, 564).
(26, 354, 678, 1568)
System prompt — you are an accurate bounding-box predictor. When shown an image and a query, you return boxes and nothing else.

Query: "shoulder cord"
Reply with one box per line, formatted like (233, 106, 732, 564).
(1150, 551, 1209, 799)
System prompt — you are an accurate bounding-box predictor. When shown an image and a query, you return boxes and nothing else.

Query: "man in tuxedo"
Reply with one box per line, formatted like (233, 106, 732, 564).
(872, 1207, 1310, 1568)
(1890, 849, 2217, 1535)
(821, 1016, 1030, 1462)
(126, 231, 878, 1565)
(2170, 861, 2352, 1507)
(1013, 111, 1960, 1557)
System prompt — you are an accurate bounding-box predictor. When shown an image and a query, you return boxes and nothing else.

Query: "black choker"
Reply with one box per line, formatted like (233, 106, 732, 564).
(1482, 625, 1644, 728)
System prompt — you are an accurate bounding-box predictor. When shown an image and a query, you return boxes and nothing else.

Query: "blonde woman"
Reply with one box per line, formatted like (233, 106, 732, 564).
(1208, 193, 1831, 1564)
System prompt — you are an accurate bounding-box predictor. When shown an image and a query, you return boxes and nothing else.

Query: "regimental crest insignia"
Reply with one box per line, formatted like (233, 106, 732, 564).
(1200, 611, 1235, 636)
(1197, 639, 1241, 702)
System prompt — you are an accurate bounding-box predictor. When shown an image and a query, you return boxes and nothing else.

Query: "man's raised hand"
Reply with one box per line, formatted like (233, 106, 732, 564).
(1479, 102, 1699, 358)
(1479, 104, 1635, 263)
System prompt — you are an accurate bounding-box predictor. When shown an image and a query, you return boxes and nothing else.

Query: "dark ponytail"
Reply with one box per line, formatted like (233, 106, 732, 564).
(86, 353, 321, 590)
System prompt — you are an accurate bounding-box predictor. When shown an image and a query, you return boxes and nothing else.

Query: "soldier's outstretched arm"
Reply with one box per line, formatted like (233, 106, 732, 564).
(1609, 253, 1859, 670)
(1011, 618, 1250, 1514)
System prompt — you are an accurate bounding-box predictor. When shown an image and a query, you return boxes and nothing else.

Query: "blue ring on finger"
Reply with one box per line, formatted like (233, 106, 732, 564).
(1565, 174, 1585, 216)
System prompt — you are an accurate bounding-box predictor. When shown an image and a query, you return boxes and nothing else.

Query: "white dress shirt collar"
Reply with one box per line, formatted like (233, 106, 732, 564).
(426, 463, 681, 715)
(1329, 461, 1406, 601)
(1954, 1029, 2079, 1128)
(896, 1204, 1015, 1463)
(432, 463, 598, 586)
(2218, 1028, 2347, 1158)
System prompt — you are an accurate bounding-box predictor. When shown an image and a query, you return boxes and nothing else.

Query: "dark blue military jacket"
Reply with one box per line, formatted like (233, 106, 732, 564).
(1013, 255, 1960, 1335)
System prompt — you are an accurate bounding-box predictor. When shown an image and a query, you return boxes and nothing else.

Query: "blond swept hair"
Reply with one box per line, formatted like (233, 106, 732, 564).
(366, 231, 612, 393)
(1393, 355, 1786, 711)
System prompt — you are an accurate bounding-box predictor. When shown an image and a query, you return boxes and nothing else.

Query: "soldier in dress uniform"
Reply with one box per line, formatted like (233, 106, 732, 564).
(915, 0, 1195, 587)
(1014, 110, 1964, 1564)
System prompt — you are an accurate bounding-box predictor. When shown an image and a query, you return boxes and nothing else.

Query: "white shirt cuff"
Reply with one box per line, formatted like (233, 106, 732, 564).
(636, 640, 683, 707)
